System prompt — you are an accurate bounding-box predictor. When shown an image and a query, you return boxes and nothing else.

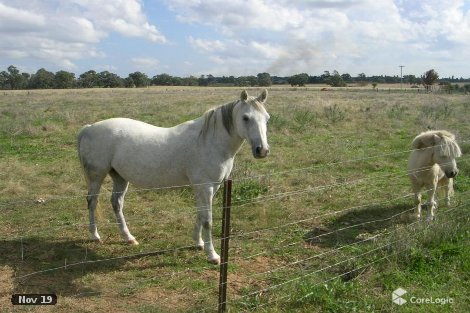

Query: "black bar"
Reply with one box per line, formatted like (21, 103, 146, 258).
(11, 294, 57, 305)
(218, 179, 232, 313)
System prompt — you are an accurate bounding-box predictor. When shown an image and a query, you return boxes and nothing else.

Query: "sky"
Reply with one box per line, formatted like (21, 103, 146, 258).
(1, 0, 469, 78)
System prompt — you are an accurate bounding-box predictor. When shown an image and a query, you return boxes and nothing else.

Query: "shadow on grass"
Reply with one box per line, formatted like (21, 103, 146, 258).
(0, 237, 200, 297)
(304, 202, 416, 248)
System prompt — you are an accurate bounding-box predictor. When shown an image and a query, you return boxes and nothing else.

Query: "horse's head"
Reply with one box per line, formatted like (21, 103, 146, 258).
(235, 89, 270, 158)
(411, 130, 462, 178)
(432, 133, 462, 178)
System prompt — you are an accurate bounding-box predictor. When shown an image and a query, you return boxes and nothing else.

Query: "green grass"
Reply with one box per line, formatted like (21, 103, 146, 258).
(1, 87, 469, 312)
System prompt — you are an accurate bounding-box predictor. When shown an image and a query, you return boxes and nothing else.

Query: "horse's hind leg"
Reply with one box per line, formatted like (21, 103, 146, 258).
(109, 170, 138, 245)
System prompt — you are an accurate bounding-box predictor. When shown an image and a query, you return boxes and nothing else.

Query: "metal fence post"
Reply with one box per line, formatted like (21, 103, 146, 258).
(218, 179, 232, 313)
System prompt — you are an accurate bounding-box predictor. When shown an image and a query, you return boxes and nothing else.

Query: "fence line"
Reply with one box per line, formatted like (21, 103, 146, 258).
(2, 155, 466, 242)
(239, 206, 470, 312)
(227, 204, 467, 311)
(1, 139, 467, 209)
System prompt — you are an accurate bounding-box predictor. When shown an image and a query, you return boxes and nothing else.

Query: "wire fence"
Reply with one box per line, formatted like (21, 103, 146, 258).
(2, 139, 469, 312)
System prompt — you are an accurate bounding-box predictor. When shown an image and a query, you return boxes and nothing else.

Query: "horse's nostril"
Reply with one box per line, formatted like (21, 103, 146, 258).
(255, 147, 261, 155)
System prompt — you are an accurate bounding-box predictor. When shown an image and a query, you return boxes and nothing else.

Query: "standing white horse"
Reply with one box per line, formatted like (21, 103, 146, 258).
(408, 130, 461, 220)
(77, 90, 270, 264)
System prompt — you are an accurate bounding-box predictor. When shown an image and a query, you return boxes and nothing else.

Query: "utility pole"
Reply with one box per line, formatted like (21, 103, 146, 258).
(399, 65, 405, 89)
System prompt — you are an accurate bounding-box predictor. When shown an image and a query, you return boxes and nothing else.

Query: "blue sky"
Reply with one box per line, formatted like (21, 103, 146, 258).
(1, 0, 469, 78)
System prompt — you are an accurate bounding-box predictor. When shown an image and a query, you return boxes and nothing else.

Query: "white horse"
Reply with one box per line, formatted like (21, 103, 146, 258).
(408, 130, 462, 220)
(77, 90, 270, 264)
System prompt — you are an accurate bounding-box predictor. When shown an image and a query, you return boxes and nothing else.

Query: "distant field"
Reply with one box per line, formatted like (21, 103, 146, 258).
(1, 87, 469, 312)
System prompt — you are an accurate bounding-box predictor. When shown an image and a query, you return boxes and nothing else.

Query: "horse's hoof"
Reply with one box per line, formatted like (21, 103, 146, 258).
(196, 244, 204, 251)
(208, 257, 221, 265)
(127, 239, 139, 245)
(93, 238, 103, 243)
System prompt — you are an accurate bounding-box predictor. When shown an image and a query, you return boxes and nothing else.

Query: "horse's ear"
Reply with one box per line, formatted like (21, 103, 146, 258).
(257, 89, 268, 103)
(241, 90, 249, 101)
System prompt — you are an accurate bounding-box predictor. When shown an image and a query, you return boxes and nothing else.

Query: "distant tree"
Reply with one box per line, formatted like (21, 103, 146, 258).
(128, 71, 149, 87)
(287, 73, 309, 86)
(152, 73, 174, 86)
(235, 76, 257, 87)
(341, 73, 352, 83)
(97, 71, 124, 88)
(6, 65, 28, 89)
(326, 70, 346, 87)
(0, 71, 8, 89)
(257, 72, 272, 86)
(181, 76, 199, 86)
(78, 70, 98, 88)
(422, 69, 439, 91)
(54, 70, 75, 89)
(29, 68, 55, 89)
(124, 77, 135, 88)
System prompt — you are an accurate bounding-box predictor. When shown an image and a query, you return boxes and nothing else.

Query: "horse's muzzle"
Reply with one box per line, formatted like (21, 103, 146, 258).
(445, 170, 458, 178)
(254, 146, 269, 159)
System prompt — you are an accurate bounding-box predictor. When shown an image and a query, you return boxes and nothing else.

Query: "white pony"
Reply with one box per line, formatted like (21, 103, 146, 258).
(77, 90, 270, 264)
(408, 130, 462, 220)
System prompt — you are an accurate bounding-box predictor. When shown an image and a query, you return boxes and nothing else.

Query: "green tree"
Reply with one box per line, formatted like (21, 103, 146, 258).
(0, 71, 8, 89)
(97, 71, 124, 88)
(422, 69, 439, 91)
(326, 70, 346, 87)
(54, 70, 75, 89)
(152, 73, 174, 86)
(29, 68, 55, 89)
(128, 71, 150, 87)
(7, 65, 28, 89)
(257, 72, 272, 86)
(288, 73, 309, 86)
(78, 70, 98, 88)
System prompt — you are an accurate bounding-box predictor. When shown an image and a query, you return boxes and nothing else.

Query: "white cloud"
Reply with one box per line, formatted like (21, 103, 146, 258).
(168, 0, 470, 76)
(0, 0, 166, 70)
(71, 0, 167, 43)
(188, 37, 227, 53)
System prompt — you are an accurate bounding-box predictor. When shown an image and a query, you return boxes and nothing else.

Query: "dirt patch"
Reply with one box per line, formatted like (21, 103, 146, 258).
(0, 266, 14, 310)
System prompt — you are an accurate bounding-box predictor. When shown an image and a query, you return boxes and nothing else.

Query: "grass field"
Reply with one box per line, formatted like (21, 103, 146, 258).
(1, 87, 469, 312)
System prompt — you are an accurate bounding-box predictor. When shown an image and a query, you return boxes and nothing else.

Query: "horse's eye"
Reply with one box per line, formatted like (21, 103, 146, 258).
(243, 115, 249, 122)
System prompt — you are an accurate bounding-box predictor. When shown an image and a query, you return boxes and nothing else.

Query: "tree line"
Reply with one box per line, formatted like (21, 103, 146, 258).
(1, 65, 469, 90)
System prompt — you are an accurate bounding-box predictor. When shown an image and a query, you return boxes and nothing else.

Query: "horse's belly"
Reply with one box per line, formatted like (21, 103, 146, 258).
(117, 164, 189, 188)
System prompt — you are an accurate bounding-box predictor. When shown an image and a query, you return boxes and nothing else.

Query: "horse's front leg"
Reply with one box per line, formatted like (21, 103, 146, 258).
(414, 192, 422, 219)
(426, 178, 439, 221)
(440, 177, 453, 207)
(193, 185, 220, 264)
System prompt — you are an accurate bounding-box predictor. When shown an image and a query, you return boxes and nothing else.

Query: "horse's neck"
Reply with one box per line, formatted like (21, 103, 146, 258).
(199, 111, 244, 159)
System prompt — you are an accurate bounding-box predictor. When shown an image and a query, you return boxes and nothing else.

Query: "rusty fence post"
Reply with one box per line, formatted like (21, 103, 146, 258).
(218, 179, 232, 313)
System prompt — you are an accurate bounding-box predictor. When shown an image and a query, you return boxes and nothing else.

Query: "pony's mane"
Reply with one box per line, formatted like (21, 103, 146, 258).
(200, 97, 265, 138)
(412, 130, 462, 158)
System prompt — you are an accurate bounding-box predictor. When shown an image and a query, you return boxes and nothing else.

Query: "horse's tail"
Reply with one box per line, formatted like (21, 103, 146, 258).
(77, 124, 92, 185)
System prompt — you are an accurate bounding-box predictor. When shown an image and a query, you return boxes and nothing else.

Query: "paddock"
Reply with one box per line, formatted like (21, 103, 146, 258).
(1, 87, 469, 312)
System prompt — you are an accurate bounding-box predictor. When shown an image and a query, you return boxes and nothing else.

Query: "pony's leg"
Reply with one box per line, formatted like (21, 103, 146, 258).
(414, 192, 422, 219)
(193, 185, 220, 264)
(426, 178, 439, 221)
(439, 177, 453, 207)
(87, 179, 104, 242)
(411, 180, 422, 219)
(109, 170, 138, 245)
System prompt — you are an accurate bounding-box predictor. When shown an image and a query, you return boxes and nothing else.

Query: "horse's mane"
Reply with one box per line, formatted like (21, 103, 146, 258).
(412, 130, 462, 158)
(200, 97, 265, 138)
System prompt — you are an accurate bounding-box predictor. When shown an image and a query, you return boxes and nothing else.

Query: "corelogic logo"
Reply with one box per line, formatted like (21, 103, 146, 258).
(392, 287, 454, 306)
(392, 288, 407, 305)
